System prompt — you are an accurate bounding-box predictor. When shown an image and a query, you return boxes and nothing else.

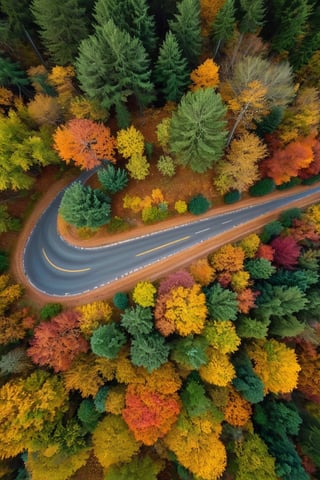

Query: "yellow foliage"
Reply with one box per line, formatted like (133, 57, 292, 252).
(200, 0, 226, 36)
(164, 284, 208, 336)
(26, 448, 91, 480)
(143, 362, 182, 394)
(190, 59, 220, 91)
(0, 275, 23, 315)
(123, 194, 143, 213)
(203, 320, 241, 354)
(0, 87, 14, 110)
(210, 244, 245, 273)
(174, 199, 188, 214)
(246, 339, 301, 394)
(132, 281, 157, 307)
(199, 348, 235, 386)
(126, 153, 150, 180)
(151, 188, 164, 204)
(189, 257, 215, 285)
(238, 234, 260, 258)
(303, 203, 320, 233)
(105, 385, 126, 414)
(116, 125, 145, 159)
(93, 415, 141, 470)
(47, 65, 76, 108)
(114, 349, 146, 385)
(69, 95, 108, 121)
(27, 93, 61, 126)
(156, 117, 171, 151)
(231, 270, 250, 292)
(27, 65, 49, 93)
(223, 389, 252, 427)
(76, 301, 113, 337)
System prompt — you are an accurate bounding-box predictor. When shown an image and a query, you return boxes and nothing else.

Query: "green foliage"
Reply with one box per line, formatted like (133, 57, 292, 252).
(238, 0, 266, 34)
(255, 284, 308, 321)
(40, 303, 62, 320)
(279, 208, 302, 227)
(0, 205, 20, 233)
(236, 315, 270, 339)
(211, 0, 236, 57)
(276, 177, 301, 190)
(206, 283, 239, 321)
(97, 164, 128, 194)
(255, 107, 284, 137)
(0, 250, 9, 273)
(154, 32, 189, 103)
(269, 314, 306, 337)
(254, 396, 302, 438)
(169, 88, 228, 173)
(141, 205, 168, 224)
(269, 268, 318, 292)
(157, 155, 176, 177)
(168, 0, 202, 67)
(76, 19, 154, 114)
(299, 412, 320, 468)
(0, 347, 32, 376)
(171, 335, 208, 370)
(259, 220, 283, 243)
(188, 194, 211, 215)
(120, 305, 154, 337)
(107, 216, 130, 233)
(130, 332, 170, 372)
(90, 323, 127, 359)
(232, 353, 264, 403)
(94, 385, 109, 413)
(51, 418, 87, 455)
(0, 56, 28, 92)
(77, 398, 100, 432)
(31, 0, 88, 65)
(181, 378, 213, 417)
(249, 178, 276, 197)
(223, 190, 241, 204)
(113, 292, 129, 310)
(59, 182, 111, 229)
(105, 454, 163, 480)
(245, 258, 276, 280)
(235, 433, 277, 480)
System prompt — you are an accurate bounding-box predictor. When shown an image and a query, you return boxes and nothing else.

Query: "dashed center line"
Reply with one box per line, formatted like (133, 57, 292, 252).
(136, 236, 190, 257)
(195, 227, 210, 234)
(42, 248, 91, 273)
(222, 219, 232, 224)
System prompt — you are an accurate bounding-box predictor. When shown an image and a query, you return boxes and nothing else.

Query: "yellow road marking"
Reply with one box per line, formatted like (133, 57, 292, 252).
(136, 236, 190, 257)
(42, 248, 91, 273)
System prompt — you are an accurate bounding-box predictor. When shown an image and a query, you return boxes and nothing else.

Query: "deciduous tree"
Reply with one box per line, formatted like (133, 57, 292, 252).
(116, 125, 145, 159)
(190, 58, 220, 91)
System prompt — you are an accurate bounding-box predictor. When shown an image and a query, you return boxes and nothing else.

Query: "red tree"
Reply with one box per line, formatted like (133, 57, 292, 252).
(270, 236, 301, 269)
(255, 243, 275, 261)
(27, 310, 89, 372)
(157, 270, 194, 296)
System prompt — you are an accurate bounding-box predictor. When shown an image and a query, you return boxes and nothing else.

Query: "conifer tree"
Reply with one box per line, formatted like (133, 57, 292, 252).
(154, 32, 190, 103)
(169, 0, 202, 68)
(76, 19, 154, 126)
(31, 0, 89, 65)
(211, 0, 236, 58)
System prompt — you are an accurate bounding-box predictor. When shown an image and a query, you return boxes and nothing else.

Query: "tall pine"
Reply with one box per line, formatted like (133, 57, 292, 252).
(154, 32, 190, 103)
(211, 0, 236, 58)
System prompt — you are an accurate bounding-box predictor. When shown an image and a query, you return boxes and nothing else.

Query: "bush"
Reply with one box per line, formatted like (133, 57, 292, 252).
(107, 216, 130, 233)
(0, 250, 9, 273)
(224, 190, 241, 204)
(141, 206, 168, 224)
(279, 208, 302, 227)
(113, 292, 129, 310)
(276, 177, 301, 190)
(260, 220, 284, 243)
(301, 174, 320, 185)
(249, 178, 275, 197)
(188, 194, 211, 215)
(40, 303, 63, 320)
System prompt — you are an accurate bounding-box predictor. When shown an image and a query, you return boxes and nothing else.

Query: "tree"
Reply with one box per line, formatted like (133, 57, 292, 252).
(188, 194, 211, 214)
(0, 204, 20, 233)
(53, 119, 116, 170)
(31, 0, 88, 65)
(27, 93, 61, 126)
(171, 335, 208, 370)
(235, 433, 277, 480)
(90, 323, 127, 359)
(210, 243, 245, 273)
(132, 281, 156, 307)
(76, 300, 113, 337)
(27, 310, 89, 372)
(206, 282, 239, 321)
(245, 257, 276, 279)
(270, 236, 301, 269)
(168, 0, 202, 68)
(59, 182, 111, 229)
(97, 164, 128, 194)
(120, 305, 153, 337)
(232, 0, 265, 64)
(157, 155, 176, 177)
(113, 292, 129, 310)
(154, 32, 189, 103)
(126, 153, 150, 180)
(190, 58, 220, 91)
(189, 257, 215, 285)
(169, 88, 228, 172)
(40, 302, 62, 320)
(222, 56, 294, 145)
(116, 125, 145, 159)
(211, 0, 236, 58)
(105, 455, 163, 480)
(199, 348, 235, 386)
(0, 56, 29, 93)
(200, 0, 226, 36)
(232, 352, 265, 403)
(203, 320, 240, 354)
(214, 132, 267, 194)
(76, 20, 154, 127)
(158, 270, 194, 296)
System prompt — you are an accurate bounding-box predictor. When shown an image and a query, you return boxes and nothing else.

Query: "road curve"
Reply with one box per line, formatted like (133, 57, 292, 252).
(23, 177, 320, 297)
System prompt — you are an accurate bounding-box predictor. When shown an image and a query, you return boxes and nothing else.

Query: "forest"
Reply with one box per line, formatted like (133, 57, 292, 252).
(1, 0, 320, 479)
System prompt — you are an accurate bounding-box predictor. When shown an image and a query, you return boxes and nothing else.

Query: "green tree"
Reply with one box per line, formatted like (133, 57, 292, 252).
(236, 314, 270, 339)
(120, 305, 153, 337)
(0, 250, 9, 273)
(245, 258, 276, 280)
(31, 0, 89, 65)
(232, 353, 264, 403)
(40, 303, 63, 320)
(76, 19, 154, 126)
(188, 194, 211, 215)
(211, 0, 236, 58)
(157, 155, 176, 177)
(77, 398, 100, 432)
(0, 56, 29, 93)
(90, 323, 127, 359)
(169, 88, 227, 172)
(255, 106, 284, 137)
(171, 335, 208, 370)
(289, 6, 320, 70)
(0, 205, 20, 233)
(181, 377, 214, 417)
(168, 0, 202, 68)
(97, 164, 128, 194)
(235, 433, 277, 480)
(130, 331, 170, 372)
(259, 220, 283, 243)
(205, 283, 239, 321)
(113, 292, 129, 310)
(105, 455, 163, 480)
(59, 182, 111, 228)
(154, 32, 189, 103)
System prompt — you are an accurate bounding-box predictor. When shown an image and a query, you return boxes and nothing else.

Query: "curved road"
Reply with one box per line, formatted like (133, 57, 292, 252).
(23, 176, 320, 297)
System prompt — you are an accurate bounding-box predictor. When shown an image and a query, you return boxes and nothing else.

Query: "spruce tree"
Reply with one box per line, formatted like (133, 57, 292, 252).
(76, 19, 154, 124)
(211, 0, 236, 58)
(169, 88, 228, 173)
(31, 0, 89, 65)
(168, 0, 202, 68)
(97, 164, 128, 194)
(289, 5, 320, 70)
(154, 32, 190, 103)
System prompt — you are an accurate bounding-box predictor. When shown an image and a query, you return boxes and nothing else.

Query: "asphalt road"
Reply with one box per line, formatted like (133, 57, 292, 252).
(23, 179, 320, 296)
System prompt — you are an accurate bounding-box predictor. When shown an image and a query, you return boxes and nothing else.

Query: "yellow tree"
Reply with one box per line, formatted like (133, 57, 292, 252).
(132, 281, 157, 307)
(214, 132, 268, 194)
(190, 58, 220, 91)
(189, 257, 215, 285)
(76, 300, 113, 337)
(238, 233, 260, 258)
(126, 153, 150, 180)
(116, 125, 145, 159)
(199, 348, 236, 386)
(27, 93, 61, 126)
(47, 65, 76, 110)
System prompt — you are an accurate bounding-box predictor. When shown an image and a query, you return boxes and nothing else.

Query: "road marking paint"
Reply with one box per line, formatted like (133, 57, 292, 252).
(42, 248, 91, 273)
(222, 219, 232, 224)
(136, 236, 190, 257)
(195, 227, 210, 234)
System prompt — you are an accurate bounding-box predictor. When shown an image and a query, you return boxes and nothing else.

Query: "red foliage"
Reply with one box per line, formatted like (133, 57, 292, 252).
(290, 218, 320, 243)
(217, 271, 232, 288)
(27, 310, 89, 372)
(270, 236, 301, 269)
(157, 270, 194, 296)
(237, 288, 258, 314)
(255, 243, 275, 261)
(122, 384, 181, 445)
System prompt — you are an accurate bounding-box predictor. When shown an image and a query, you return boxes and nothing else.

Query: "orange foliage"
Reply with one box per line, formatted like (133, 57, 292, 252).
(200, 0, 226, 36)
(122, 384, 181, 445)
(223, 389, 252, 427)
(0, 87, 14, 111)
(189, 257, 216, 285)
(255, 243, 275, 261)
(210, 244, 245, 273)
(53, 119, 116, 170)
(237, 288, 257, 314)
(0, 307, 35, 345)
(297, 345, 320, 403)
(190, 59, 220, 91)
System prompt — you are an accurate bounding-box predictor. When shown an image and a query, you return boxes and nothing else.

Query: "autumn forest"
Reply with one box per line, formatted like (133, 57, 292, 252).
(1, 0, 320, 479)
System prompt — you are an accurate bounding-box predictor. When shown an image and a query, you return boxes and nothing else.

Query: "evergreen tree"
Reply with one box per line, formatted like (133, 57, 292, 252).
(130, 332, 170, 372)
(211, 0, 236, 58)
(232, 353, 265, 404)
(154, 32, 190, 103)
(0, 56, 29, 93)
(76, 19, 154, 125)
(168, 0, 202, 68)
(94, 0, 157, 56)
(97, 164, 128, 194)
(289, 5, 320, 70)
(255, 107, 284, 137)
(169, 88, 228, 172)
(90, 323, 127, 359)
(205, 283, 239, 321)
(31, 0, 89, 65)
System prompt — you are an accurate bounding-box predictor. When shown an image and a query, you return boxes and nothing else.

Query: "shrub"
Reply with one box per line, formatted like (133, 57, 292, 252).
(40, 303, 63, 320)
(107, 216, 130, 233)
(0, 250, 9, 273)
(301, 174, 320, 185)
(113, 292, 129, 310)
(249, 178, 275, 196)
(188, 194, 211, 215)
(276, 177, 301, 190)
(174, 200, 187, 214)
(224, 190, 241, 204)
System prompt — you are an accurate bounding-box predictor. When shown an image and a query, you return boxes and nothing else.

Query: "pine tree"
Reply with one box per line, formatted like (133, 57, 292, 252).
(76, 19, 154, 124)
(97, 164, 128, 194)
(154, 32, 189, 103)
(168, 0, 202, 68)
(169, 88, 227, 172)
(211, 0, 236, 58)
(31, 0, 89, 65)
